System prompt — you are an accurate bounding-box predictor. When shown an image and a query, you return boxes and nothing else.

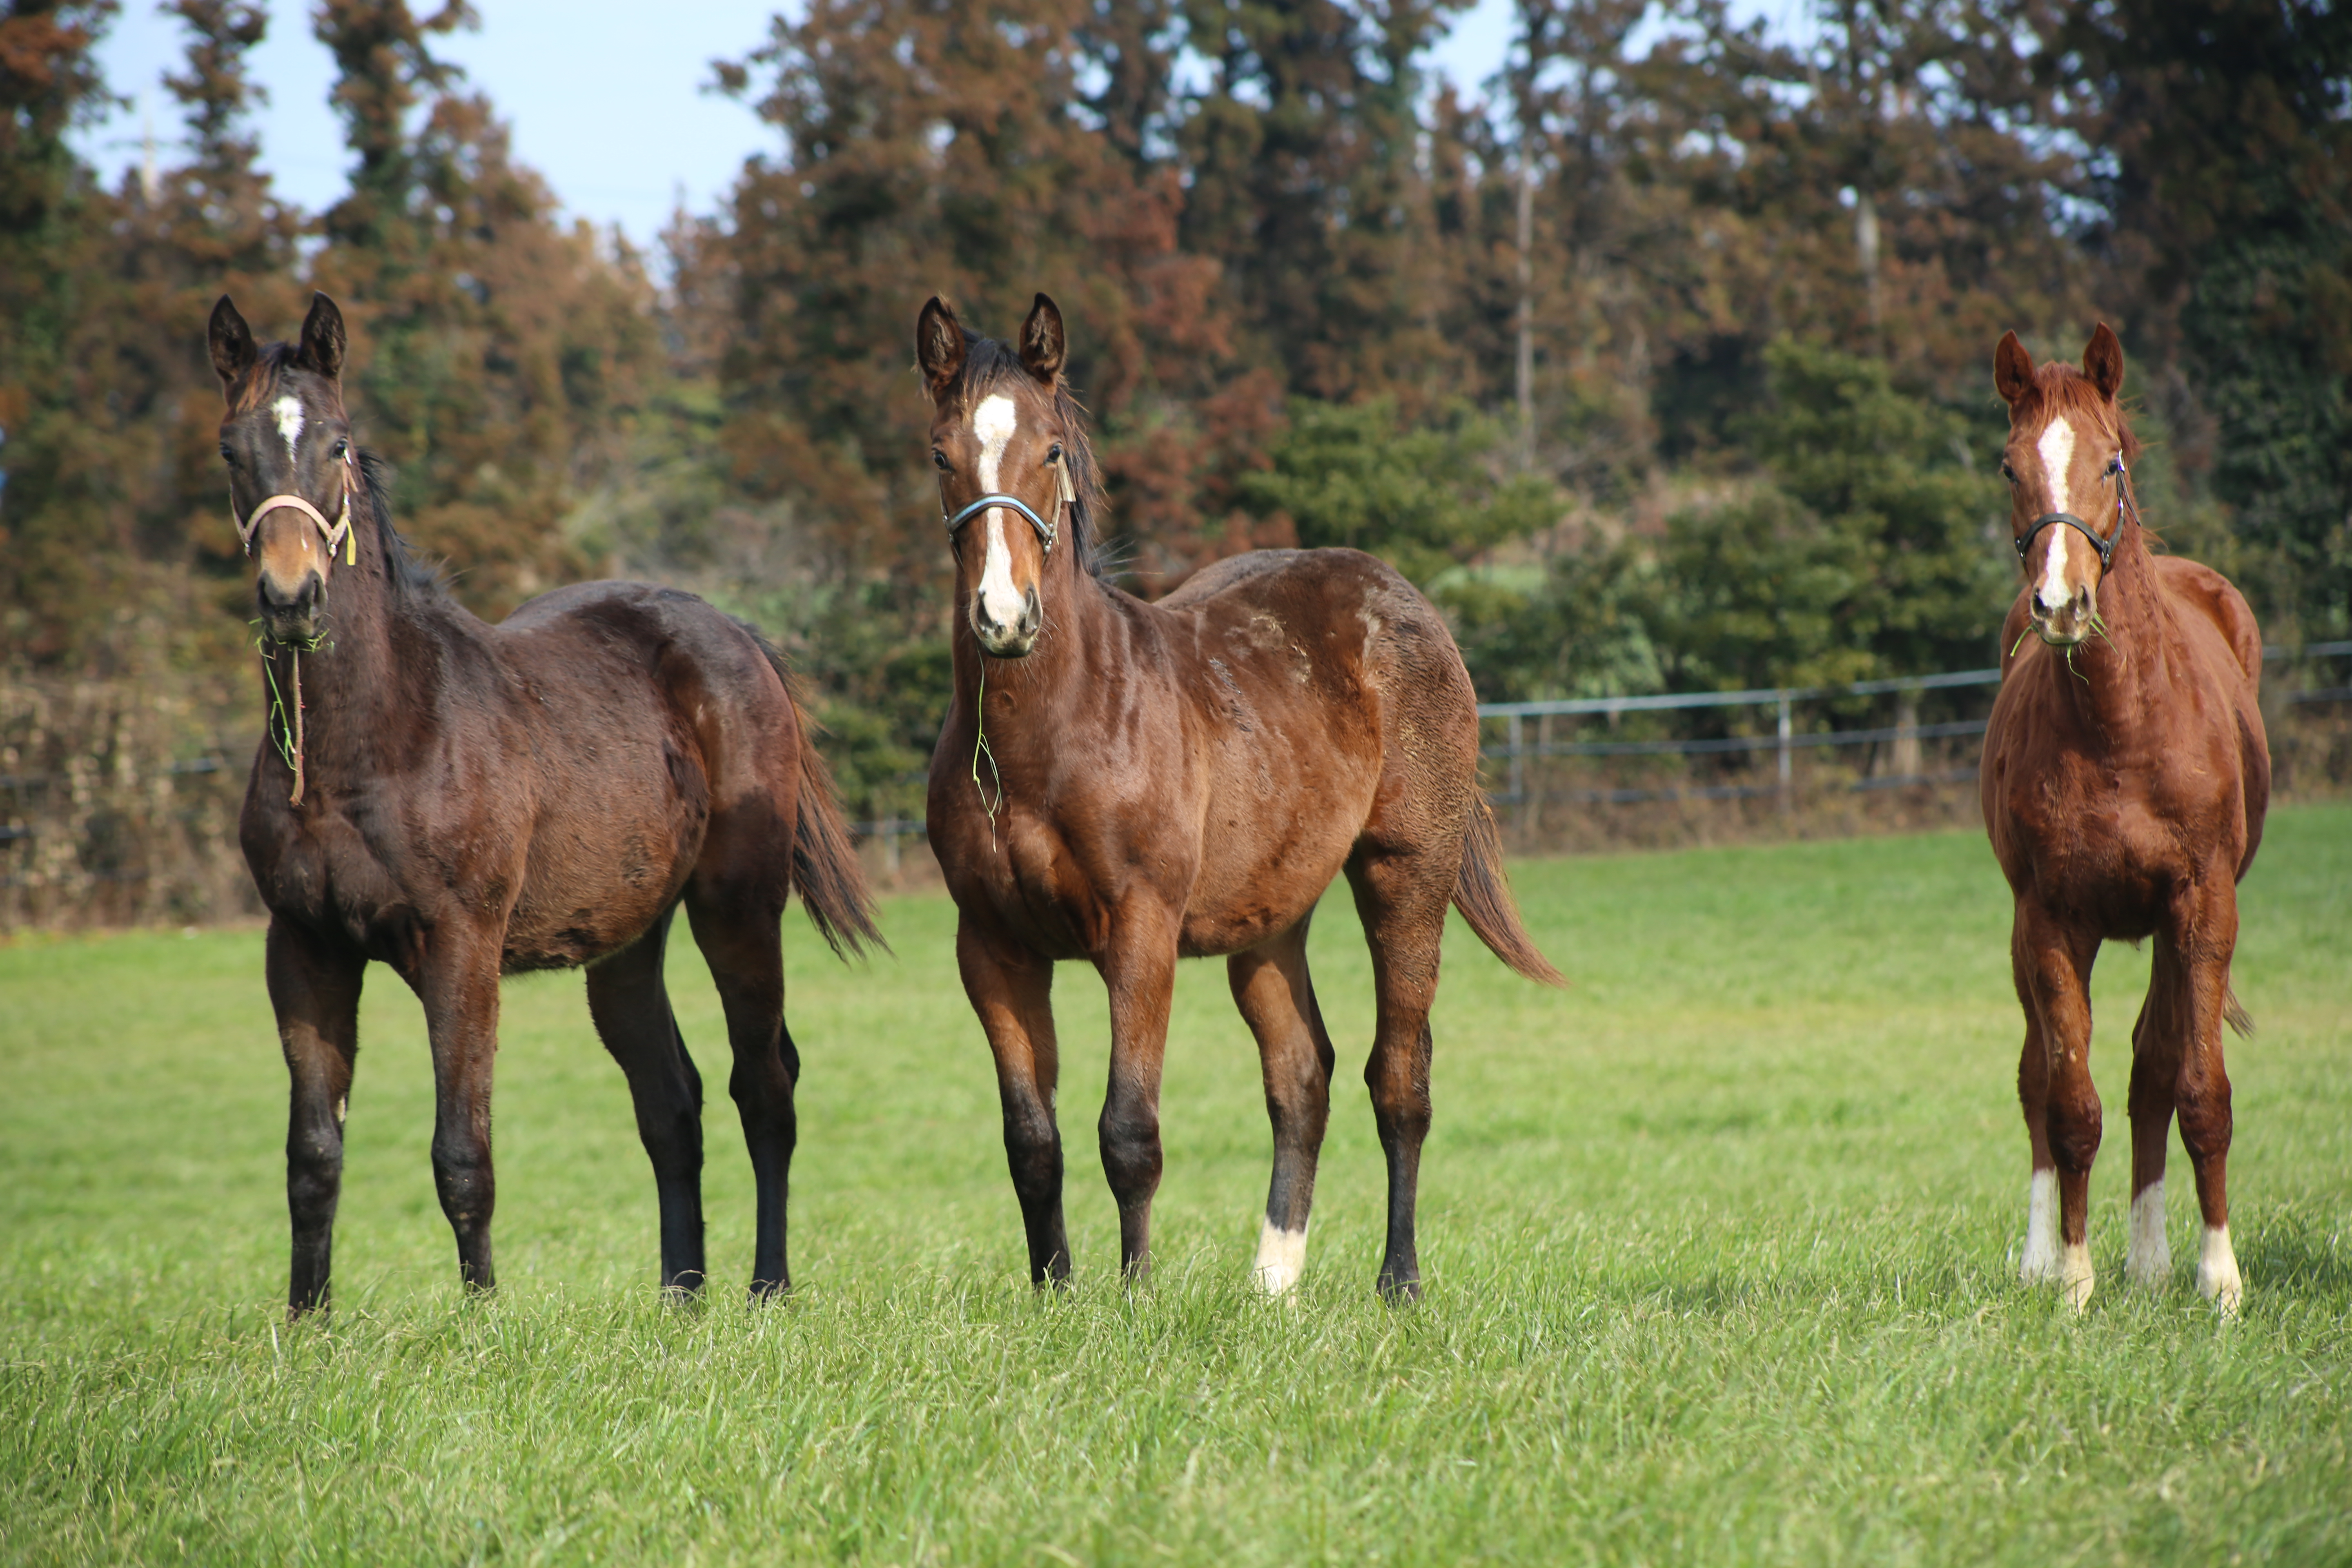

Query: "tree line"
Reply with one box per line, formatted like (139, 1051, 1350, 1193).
(3, 0, 2347, 826)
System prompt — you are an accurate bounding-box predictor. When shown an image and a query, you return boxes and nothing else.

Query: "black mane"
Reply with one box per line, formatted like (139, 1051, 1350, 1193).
(345, 449, 449, 604)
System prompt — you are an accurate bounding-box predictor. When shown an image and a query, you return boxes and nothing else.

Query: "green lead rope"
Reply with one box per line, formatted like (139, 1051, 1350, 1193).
(971, 661, 1004, 850)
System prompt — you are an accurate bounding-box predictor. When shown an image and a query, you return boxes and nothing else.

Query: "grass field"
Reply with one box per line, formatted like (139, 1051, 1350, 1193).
(4, 809, 2348, 1565)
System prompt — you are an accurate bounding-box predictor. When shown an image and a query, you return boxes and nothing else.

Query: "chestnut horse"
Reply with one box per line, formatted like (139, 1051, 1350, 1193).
(915, 294, 1562, 1301)
(209, 294, 880, 1315)
(1982, 323, 2268, 1314)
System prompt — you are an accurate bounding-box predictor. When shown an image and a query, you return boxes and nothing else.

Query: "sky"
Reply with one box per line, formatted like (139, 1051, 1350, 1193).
(76, 0, 1796, 255)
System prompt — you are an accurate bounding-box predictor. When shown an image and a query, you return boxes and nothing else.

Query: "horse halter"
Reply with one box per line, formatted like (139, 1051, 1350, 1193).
(2015, 455, 2138, 574)
(942, 458, 1076, 558)
(234, 451, 358, 565)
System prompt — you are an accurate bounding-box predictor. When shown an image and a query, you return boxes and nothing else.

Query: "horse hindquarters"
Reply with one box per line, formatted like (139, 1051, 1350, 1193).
(267, 917, 366, 1316)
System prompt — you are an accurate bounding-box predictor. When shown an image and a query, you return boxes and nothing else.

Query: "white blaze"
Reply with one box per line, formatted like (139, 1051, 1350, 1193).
(274, 395, 305, 460)
(971, 393, 1026, 631)
(2035, 417, 2076, 612)
(1252, 1217, 1310, 1297)
(2125, 1179, 2169, 1287)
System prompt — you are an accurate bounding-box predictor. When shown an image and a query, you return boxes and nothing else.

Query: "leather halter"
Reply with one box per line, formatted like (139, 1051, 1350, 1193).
(2015, 457, 2138, 574)
(942, 459, 1075, 557)
(234, 452, 358, 564)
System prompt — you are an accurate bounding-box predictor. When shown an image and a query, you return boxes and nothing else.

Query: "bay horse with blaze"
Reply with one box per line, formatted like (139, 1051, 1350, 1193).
(209, 293, 881, 1315)
(1982, 323, 2267, 1314)
(915, 294, 1563, 1300)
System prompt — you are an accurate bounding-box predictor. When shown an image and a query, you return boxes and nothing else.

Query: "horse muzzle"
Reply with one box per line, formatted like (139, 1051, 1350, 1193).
(2029, 581, 2095, 646)
(972, 584, 1042, 658)
(257, 568, 326, 646)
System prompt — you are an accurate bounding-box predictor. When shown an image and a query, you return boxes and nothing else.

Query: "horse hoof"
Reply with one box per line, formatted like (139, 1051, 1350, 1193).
(746, 1276, 789, 1304)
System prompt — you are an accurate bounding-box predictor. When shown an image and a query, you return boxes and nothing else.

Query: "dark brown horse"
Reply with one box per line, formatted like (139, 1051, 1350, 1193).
(914, 294, 1562, 1300)
(209, 294, 881, 1315)
(1981, 323, 2268, 1315)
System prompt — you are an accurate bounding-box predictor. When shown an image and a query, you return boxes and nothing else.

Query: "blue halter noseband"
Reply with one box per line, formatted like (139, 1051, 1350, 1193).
(2015, 457, 2138, 573)
(944, 493, 1058, 557)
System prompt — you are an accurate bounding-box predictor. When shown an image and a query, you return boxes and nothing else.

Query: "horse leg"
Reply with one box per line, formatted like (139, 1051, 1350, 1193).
(417, 933, 503, 1292)
(265, 916, 365, 1318)
(2123, 946, 2182, 1290)
(2171, 880, 2243, 1315)
(1347, 847, 1451, 1303)
(585, 908, 708, 1295)
(684, 894, 795, 1299)
(958, 915, 1069, 1285)
(1097, 902, 1180, 1282)
(1229, 918, 1336, 1296)
(2012, 905, 2100, 1308)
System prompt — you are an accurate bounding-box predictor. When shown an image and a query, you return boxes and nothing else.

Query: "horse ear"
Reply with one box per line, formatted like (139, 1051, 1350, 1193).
(1993, 330, 2035, 408)
(1020, 293, 1065, 385)
(208, 295, 256, 393)
(2083, 322, 2125, 401)
(296, 292, 346, 381)
(916, 296, 965, 396)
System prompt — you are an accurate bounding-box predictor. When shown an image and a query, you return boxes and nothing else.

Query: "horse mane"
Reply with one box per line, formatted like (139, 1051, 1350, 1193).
(2017, 361, 2144, 464)
(944, 333, 1111, 581)
(351, 449, 452, 604)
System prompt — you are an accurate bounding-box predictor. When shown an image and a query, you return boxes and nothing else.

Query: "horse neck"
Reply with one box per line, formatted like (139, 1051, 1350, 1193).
(2036, 522, 2179, 743)
(255, 522, 416, 784)
(950, 554, 1119, 730)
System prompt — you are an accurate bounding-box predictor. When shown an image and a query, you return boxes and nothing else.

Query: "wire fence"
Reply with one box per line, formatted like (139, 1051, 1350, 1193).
(6, 644, 2350, 926)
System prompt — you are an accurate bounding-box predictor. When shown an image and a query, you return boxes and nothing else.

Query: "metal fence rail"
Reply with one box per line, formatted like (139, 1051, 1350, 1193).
(1476, 641, 2352, 813)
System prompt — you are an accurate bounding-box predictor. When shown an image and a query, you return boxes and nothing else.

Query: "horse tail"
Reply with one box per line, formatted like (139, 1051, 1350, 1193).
(1452, 795, 1565, 987)
(791, 719, 887, 961)
(740, 624, 887, 961)
(2224, 986, 2254, 1038)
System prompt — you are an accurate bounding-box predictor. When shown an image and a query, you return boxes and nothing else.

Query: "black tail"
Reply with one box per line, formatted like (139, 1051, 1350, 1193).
(742, 625, 886, 961)
(1452, 796, 1565, 986)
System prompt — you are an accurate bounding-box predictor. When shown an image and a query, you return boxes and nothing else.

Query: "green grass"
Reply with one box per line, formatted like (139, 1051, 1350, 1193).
(3, 809, 2348, 1566)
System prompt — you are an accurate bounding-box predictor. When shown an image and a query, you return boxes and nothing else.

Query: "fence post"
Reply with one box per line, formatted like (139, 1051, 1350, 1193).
(1507, 714, 1524, 811)
(1893, 684, 1921, 780)
(884, 820, 902, 875)
(1776, 691, 1793, 815)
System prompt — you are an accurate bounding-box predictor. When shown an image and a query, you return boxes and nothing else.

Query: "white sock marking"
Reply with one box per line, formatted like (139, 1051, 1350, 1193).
(2020, 1168, 2060, 1283)
(1252, 1217, 1309, 1296)
(274, 394, 305, 460)
(2197, 1224, 2242, 1318)
(970, 394, 1027, 631)
(2035, 417, 2076, 612)
(2060, 1241, 2095, 1311)
(2126, 1180, 2170, 1287)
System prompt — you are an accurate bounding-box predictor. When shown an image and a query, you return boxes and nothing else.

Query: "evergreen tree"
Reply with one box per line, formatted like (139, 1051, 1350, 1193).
(2043, 0, 2352, 637)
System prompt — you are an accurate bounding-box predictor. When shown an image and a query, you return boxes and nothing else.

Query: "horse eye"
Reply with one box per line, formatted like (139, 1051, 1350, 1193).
(932, 450, 949, 472)
(332, 439, 348, 461)
(1999, 461, 2015, 482)
(1046, 444, 1063, 465)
